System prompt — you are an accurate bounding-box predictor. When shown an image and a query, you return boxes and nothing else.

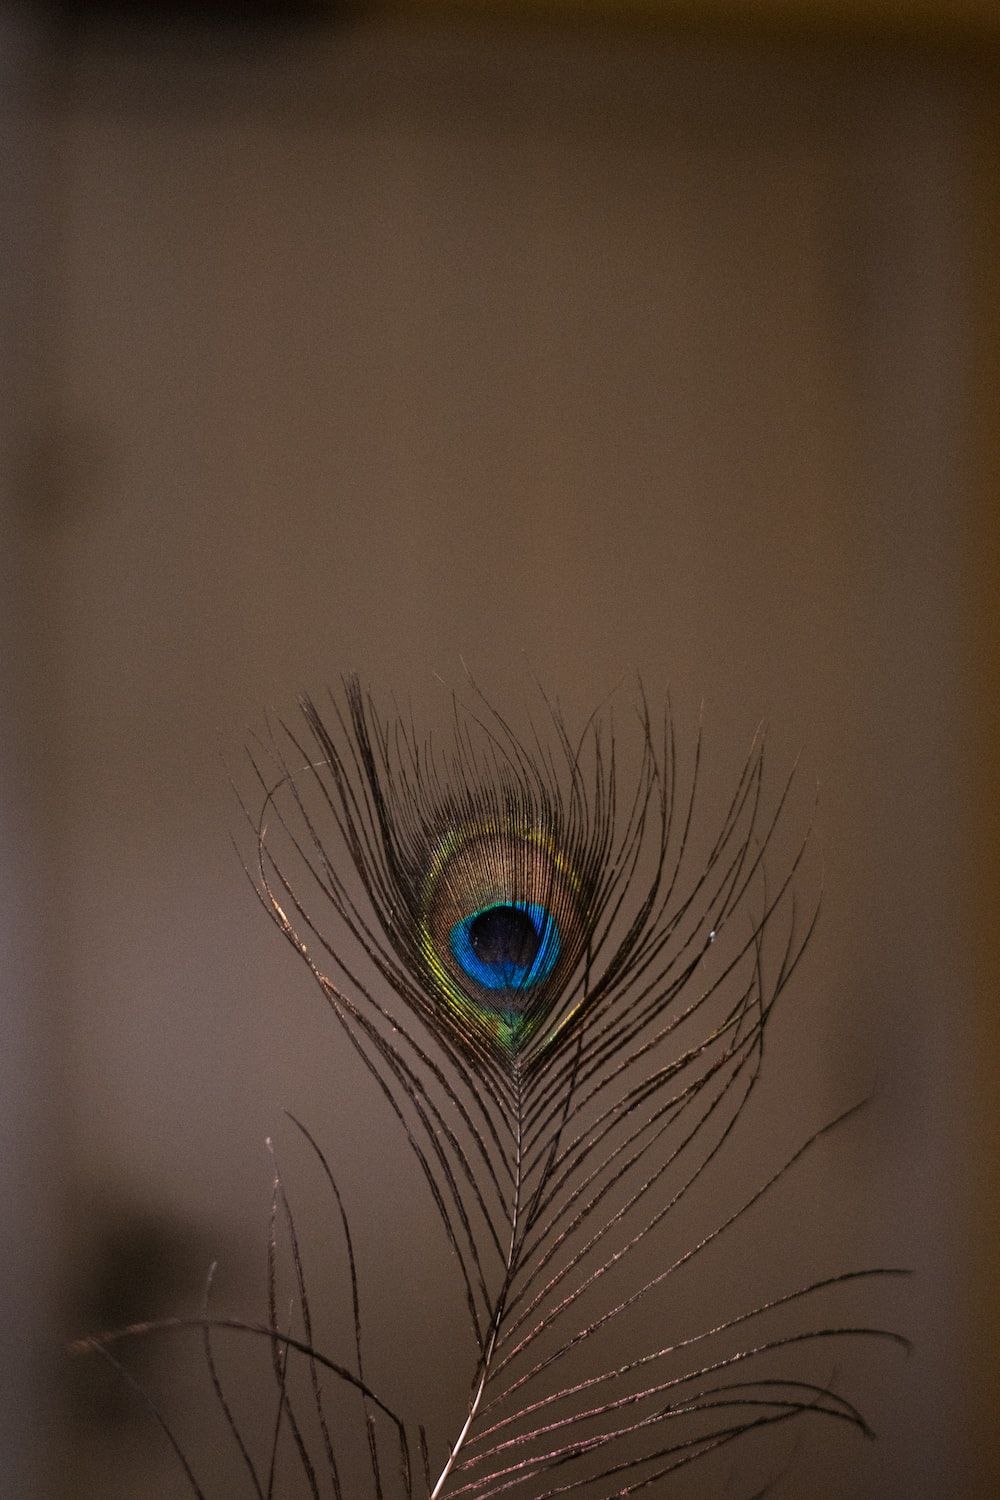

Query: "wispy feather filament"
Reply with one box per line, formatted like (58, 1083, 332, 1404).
(77, 676, 906, 1498)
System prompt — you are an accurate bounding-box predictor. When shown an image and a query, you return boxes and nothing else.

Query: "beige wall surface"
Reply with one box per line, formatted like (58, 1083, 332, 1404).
(7, 10, 981, 1498)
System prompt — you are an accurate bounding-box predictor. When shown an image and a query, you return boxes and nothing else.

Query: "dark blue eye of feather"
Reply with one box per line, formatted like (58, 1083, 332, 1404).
(449, 902, 561, 991)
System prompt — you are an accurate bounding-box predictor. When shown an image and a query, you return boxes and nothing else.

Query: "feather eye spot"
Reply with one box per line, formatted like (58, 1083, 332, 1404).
(448, 902, 561, 994)
(417, 820, 585, 1054)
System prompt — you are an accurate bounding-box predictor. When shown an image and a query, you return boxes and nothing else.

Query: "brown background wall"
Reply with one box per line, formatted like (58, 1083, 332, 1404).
(2, 6, 990, 1497)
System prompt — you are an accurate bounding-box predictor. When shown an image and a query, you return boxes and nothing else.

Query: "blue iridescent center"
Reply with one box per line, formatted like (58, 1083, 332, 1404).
(449, 901, 561, 993)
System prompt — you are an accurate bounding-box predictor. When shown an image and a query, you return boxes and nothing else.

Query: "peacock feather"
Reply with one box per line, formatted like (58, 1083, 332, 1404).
(79, 676, 905, 1498)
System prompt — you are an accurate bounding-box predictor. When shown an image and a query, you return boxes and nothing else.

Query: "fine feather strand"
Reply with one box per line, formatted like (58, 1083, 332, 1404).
(77, 678, 905, 1498)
